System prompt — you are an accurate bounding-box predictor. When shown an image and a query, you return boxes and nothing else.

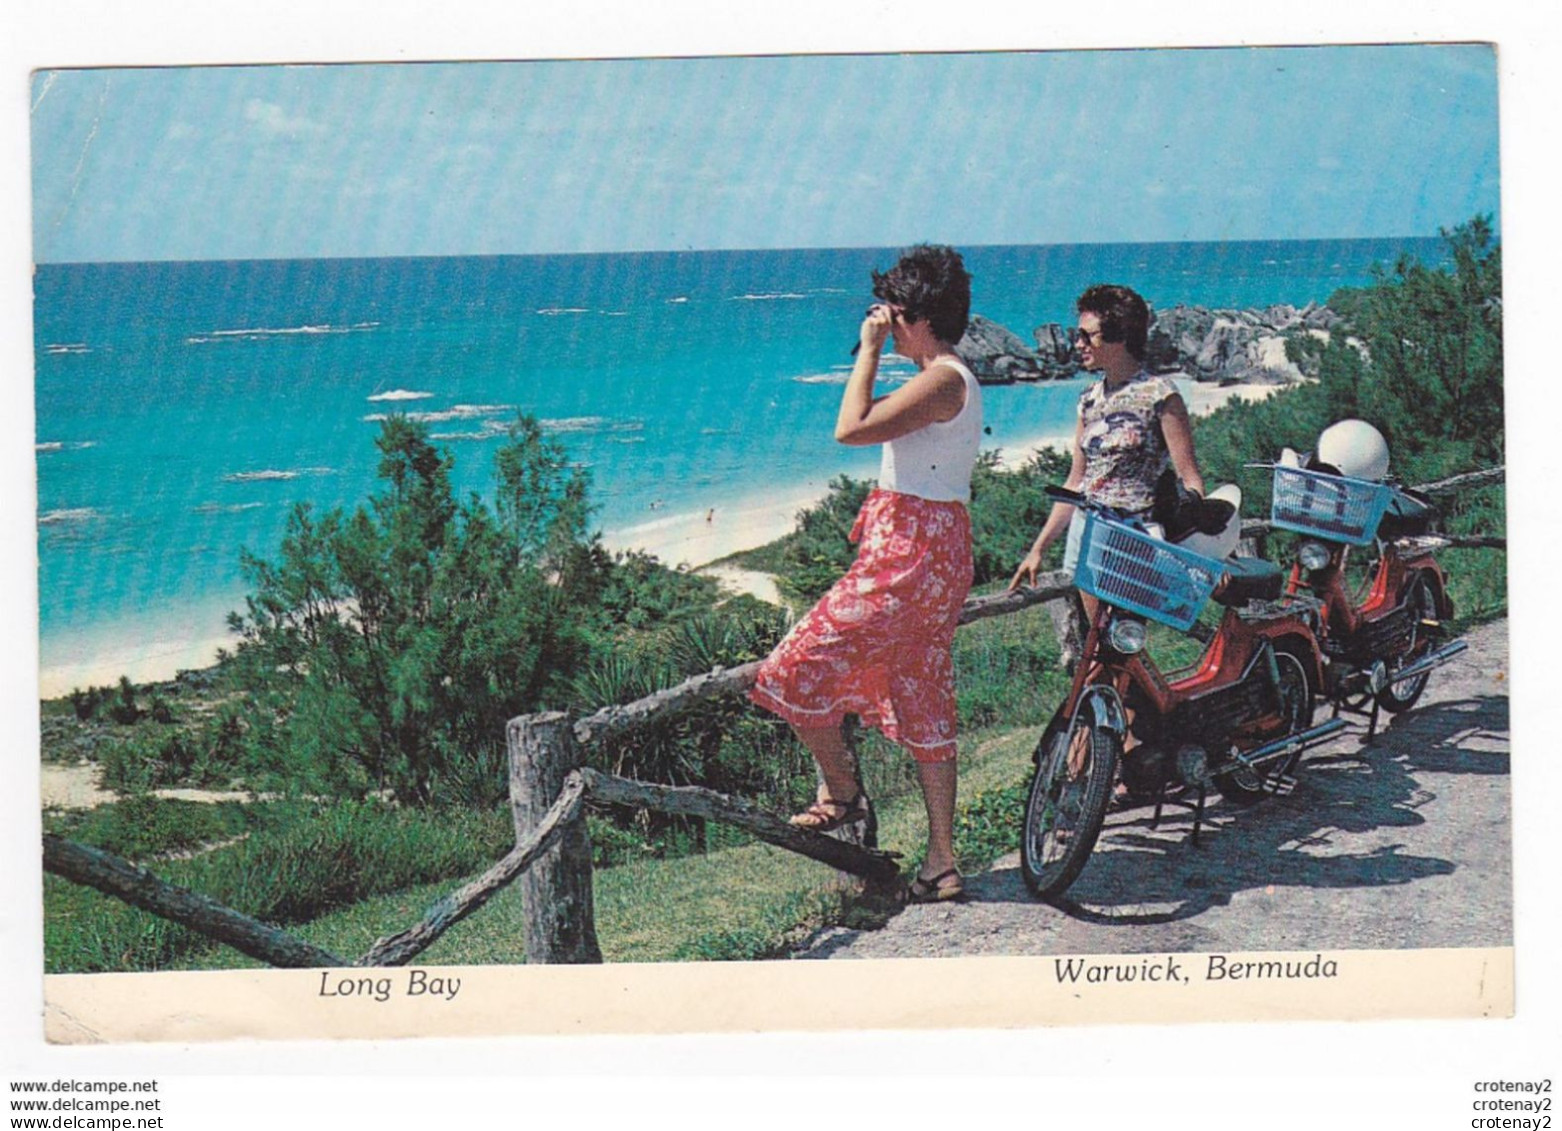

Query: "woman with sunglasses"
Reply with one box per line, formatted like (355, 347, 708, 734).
(749, 244, 981, 904)
(1009, 283, 1206, 592)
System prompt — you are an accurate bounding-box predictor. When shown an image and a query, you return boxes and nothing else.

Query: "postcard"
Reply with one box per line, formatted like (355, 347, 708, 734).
(26, 42, 1511, 1045)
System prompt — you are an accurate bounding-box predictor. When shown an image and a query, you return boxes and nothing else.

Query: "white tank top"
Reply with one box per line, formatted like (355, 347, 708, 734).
(878, 357, 983, 504)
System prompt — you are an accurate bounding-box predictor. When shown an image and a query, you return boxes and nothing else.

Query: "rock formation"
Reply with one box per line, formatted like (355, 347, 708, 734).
(944, 301, 1344, 387)
(954, 314, 1046, 382)
(1143, 302, 1338, 384)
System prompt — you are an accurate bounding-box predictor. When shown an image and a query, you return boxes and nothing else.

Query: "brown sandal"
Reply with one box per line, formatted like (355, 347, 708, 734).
(907, 867, 965, 903)
(789, 792, 870, 833)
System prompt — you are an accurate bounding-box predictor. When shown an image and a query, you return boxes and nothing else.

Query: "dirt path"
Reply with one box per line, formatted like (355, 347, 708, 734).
(697, 563, 787, 608)
(796, 618, 1511, 959)
(39, 763, 267, 810)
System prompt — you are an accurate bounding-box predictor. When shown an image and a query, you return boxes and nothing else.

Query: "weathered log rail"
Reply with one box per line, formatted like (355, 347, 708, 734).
(41, 468, 1503, 968)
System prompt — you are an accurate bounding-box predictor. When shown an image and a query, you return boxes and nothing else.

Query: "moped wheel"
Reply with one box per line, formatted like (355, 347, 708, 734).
(1020, 720, 1120, 900)
(1215, 644, 1314, 806)
(1376, 578, 1437, 713)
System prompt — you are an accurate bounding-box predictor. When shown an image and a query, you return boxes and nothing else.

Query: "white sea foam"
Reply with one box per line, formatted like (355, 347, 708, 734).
(791, 368, 912, 386)
(37, 440, 98, 453)
(193, 501, 266, 514)
(540, 417, 644, 435)
(222, 466, 333, 483)
(39, 508, 101, 525)
(666, 296, 689, 304)
(536, 307, 590, 316)
(186, 321, 378, 344)
(732, 292, 810, 301)
(539, 416, 607, 432)
(43, 343, 91, 355)
(430, 420, 512, 441)
(367, 389, 434, 402)
(364, 404, 514, 425)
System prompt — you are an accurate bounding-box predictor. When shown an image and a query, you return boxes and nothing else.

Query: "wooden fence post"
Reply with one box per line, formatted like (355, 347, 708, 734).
(509, 711, 603, 964)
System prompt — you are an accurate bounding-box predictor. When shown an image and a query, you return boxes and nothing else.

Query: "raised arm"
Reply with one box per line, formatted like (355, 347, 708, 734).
(834, 305, 965, 446)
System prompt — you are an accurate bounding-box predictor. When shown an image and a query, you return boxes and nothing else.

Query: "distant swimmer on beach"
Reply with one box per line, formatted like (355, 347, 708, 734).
(749, 244, 982, 904)
(706, 508, 714, 523)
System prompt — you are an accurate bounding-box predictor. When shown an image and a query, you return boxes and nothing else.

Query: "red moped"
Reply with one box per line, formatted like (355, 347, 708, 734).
(1020, 487, 1347, 901)
(1267, 459, 1466, 737)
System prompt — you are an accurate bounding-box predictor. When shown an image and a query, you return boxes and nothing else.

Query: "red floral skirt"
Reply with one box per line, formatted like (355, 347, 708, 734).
(748, 488, 973, 763)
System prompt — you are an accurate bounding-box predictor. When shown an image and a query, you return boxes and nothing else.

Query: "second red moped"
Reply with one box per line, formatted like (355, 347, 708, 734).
(1020, 486, 1347, 901)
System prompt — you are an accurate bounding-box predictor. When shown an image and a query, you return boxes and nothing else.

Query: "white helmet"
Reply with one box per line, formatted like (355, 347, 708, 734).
(1177, 484, 1244, 560)
(1315, 419, 1390, 481)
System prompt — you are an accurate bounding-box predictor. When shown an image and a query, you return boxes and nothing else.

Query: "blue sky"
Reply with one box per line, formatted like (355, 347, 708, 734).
(29, 44, 1499, 262)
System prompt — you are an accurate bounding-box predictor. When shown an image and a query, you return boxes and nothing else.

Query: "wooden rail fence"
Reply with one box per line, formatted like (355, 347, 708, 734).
(41, 466, 1505, 968)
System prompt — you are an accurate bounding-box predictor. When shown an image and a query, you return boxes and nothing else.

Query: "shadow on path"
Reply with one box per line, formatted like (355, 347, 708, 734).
(959, 694, 1509, 927)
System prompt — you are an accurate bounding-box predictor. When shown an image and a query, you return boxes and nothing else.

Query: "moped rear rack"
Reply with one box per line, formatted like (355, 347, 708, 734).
(1235, 592, 1325, 625)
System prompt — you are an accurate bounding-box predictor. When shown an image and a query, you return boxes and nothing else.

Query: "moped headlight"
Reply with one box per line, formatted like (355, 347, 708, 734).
(1298, 540, 1331, 571)
(1107, 616, 1148, 655)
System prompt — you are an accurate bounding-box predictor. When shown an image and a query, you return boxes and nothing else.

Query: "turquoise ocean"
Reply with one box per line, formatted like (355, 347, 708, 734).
(34, 239, 1441, 685)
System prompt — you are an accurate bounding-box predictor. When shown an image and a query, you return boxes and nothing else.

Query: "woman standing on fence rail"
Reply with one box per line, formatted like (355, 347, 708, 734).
(748, 244, 982, 904)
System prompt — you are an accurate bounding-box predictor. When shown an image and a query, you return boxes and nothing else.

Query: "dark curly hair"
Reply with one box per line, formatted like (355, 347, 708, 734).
(1077, 283, 1151, 360)
(871, 244, 972, 344)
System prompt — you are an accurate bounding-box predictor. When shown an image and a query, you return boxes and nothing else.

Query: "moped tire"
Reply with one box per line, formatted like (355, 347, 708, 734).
(1375, 577, 1438, 714)
(1020, 720, 1120, 900)
(1214, 643, 1315, 806)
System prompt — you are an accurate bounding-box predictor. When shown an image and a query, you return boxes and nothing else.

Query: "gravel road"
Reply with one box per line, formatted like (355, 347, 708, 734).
(796, 618, 1511, 960)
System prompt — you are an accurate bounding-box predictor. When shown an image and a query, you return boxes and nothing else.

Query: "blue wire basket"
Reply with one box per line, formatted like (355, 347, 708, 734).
(1270, 465, 1395, 545)
(1073, 511, 1225, 631)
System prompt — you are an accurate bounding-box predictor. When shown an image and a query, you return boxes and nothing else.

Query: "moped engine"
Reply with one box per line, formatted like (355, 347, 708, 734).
(1118, 743, 1172, 796)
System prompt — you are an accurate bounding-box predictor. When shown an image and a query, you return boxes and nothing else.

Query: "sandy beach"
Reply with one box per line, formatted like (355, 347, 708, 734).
(598, 484, 831, 571)
(35, 378, 1282, 698)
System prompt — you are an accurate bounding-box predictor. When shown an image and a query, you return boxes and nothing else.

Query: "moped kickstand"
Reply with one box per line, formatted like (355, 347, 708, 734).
(1151, 783, 1209, 846)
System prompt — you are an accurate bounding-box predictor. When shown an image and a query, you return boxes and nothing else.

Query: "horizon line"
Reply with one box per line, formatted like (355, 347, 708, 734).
(32, 230, 1471, 269)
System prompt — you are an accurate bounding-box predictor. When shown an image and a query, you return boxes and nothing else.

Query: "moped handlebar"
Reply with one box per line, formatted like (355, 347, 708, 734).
(1043, 485, 1149, 525)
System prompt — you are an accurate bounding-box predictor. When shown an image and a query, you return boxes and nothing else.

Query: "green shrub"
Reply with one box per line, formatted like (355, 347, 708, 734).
(43, 796, 252, 861)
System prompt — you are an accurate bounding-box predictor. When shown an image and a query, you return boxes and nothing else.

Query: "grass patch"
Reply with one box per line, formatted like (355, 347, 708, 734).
(43, 799, 516, 973)
(43, 795, 259, 861)
(181, 721, 1044, 969)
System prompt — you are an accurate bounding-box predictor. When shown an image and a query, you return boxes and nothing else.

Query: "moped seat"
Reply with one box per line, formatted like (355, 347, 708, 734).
(1212, 555, 1286, 607)
(1376, 489, 1436, 540)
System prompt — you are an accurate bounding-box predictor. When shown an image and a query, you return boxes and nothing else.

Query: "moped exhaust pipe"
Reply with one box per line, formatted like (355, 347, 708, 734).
(1384, 639, 1469, 685)
(1230, 717, 1350, 771)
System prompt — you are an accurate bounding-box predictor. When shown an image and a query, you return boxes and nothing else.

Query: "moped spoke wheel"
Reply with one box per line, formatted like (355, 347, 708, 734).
(1215, 645, 1314, 806)
(1376, 579, 1438, 713)
(1020, 720, 1120, 901)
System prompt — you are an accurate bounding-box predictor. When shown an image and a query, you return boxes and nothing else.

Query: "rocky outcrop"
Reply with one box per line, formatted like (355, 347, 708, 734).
(958, 302, 1338, 386)
(954, 314, 1046, 382)
(998, 301, 1340, 386)
(1143, 302, 1338, 384)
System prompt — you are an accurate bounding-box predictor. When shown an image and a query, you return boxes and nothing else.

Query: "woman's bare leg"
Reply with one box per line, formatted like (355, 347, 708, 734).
(792, 724, 861, 805)
(915, 758, 958, 879)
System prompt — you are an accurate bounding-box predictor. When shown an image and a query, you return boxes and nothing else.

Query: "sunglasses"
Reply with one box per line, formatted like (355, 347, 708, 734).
(1072, 327, 1105, 345)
